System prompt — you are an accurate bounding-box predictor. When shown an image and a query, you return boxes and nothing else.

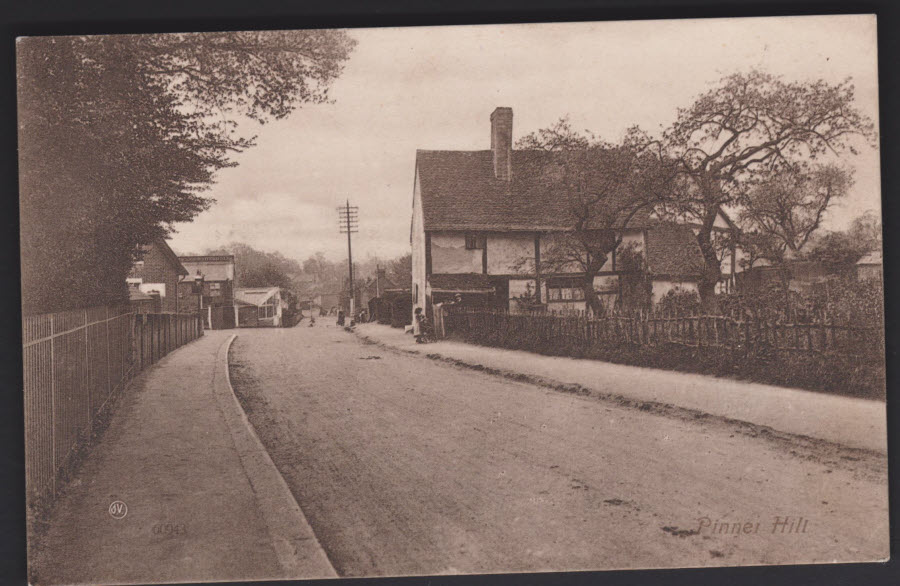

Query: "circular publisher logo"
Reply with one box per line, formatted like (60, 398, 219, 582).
(108, 500, 128, 519)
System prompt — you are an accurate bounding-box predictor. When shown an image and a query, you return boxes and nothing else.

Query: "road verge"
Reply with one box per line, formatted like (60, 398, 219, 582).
(216, 334, 338, 579)
(353, 324, 887, 458)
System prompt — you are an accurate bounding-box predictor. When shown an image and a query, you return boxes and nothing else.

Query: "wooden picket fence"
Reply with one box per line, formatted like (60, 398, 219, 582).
(441, 306, 883, 359)
(23, 306, 203, 503)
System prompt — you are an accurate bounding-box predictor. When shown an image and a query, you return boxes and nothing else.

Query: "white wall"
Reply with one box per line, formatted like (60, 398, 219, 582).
(539, 233, 582, 273)
(139, 283, 166, 297)
(540, 230, 645, 274)
(619, 229, 644, 252)
(431, 232, 482, 273)
(508, 278, 537, 313)
(714, 212, 731, 230)
(593, 274, 618, 293)
(411, 173, 428, 314)
(487, 233, 534, 274)
(615, 229, 644, 271)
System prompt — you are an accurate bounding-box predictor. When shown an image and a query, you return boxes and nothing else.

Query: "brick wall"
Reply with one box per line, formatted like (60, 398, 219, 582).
(129, 243, 181, 313)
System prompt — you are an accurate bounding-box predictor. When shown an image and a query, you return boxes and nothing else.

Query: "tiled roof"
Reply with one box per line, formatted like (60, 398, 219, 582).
(154, 239, 189, 276)
(180, 257, 234, 282)
(178, 255, 235, 263)
(366, 275, 398, 296)
(429, 273, 496, 292)
(416, 150, 653, 231)
(644, 223, 705, 278)
(235, 287, 279, 306)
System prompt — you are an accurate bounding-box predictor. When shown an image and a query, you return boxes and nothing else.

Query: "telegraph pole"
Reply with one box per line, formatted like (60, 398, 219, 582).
(337, 200, 359, 315)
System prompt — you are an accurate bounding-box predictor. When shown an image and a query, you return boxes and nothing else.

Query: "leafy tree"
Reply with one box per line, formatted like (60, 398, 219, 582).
(615, 242, 652, 314)
(738, 163, 852, 262)
(206, 242, 302, 291)
(18, 31, 355, 314)
(302, 251, 331, 277)
(801, 210, 881, 274)
(516, 118, 666, 314)
(389, 253, 412, 288)
(656, 287, 701, 316)
(735, 230, 783, 271)
(847, 209, 883, 250)
(806, 231, 870, 273)
(630, 70, 876, 311)
(736, 163, 851, 315)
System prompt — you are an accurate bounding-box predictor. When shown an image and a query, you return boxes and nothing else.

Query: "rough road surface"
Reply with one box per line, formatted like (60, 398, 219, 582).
(229, 322, 888, 577)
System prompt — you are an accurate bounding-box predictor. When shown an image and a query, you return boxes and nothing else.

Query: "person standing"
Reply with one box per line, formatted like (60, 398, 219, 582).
(413, 307, 423, 341)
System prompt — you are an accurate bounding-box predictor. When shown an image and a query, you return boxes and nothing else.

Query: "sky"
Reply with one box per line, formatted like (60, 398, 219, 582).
(168, 14, 881, 264)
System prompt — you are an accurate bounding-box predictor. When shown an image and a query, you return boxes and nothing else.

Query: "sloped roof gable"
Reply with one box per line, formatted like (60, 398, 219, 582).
(416, 150, 652, 232)
(644, 223, 706, 278)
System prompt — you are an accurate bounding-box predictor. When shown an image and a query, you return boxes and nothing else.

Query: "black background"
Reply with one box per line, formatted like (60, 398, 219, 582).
(0, 1, 897, 585)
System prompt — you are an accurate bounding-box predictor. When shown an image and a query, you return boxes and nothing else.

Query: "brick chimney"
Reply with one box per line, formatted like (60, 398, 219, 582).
(490, 107, 513, 181)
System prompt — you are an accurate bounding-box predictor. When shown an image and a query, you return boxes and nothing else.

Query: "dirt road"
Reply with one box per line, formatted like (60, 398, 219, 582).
(229, 322, 888, 577)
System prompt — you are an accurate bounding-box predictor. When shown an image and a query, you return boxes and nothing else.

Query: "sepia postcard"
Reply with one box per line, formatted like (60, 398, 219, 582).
(19, 13, 887, 584)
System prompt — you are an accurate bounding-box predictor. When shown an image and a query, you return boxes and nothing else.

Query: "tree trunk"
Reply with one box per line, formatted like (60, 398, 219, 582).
(695, 203, 722, 314)
(583, 273, 604, 315)
(581, 248, 611, 316)
(697, 279, 718, 313)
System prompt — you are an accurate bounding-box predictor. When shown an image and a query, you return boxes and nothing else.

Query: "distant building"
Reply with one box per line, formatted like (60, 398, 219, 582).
(127, 238, 189, 313)
(857, 251, 883, 282)
(178, 255, 236, 328)
(738, 259, 835, 295)
(234, 287, 285, 327)
(363, 267, 413, 324)
(361, 267, 394, 309)
(318, 290, 342, 313)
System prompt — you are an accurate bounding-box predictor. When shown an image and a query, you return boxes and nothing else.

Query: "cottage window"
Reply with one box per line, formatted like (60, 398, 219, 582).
(209, 282, 222, 296)
(547, 277, 585, 302)
(465, 233, 485, 250)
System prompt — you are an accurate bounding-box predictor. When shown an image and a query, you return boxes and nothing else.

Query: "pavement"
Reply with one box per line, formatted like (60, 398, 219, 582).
(354, 323, 887, 454)
(228, 323, 888, 576)
(29, 330, 336, 586)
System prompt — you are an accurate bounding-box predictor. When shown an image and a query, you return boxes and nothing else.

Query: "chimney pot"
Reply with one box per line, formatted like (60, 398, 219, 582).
(490, 107, 513, 181)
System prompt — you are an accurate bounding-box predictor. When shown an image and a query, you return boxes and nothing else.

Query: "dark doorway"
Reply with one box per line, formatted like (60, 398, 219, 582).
(488, 276, 510, 311)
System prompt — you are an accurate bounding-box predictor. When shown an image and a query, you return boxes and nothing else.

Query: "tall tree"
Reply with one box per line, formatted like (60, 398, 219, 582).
(302, 252, 332, 279)
(389, 253, 412, 288)
(847, 209, 883, 250)
(806, 210, 882, 273)
(516, 118, 666, 314)
(630, 70, 876, 311)
(737, 164, 851, 315)
(206, 242, 303, 290)
(18, 31, 355, 314)
(738, 163, 852, 262)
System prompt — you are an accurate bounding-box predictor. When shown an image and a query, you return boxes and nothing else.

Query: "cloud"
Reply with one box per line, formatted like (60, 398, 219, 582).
(170, 15, 881, 260)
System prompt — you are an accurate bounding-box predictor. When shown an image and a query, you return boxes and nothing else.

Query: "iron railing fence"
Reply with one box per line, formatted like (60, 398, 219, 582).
(24, 306, 203, 502)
